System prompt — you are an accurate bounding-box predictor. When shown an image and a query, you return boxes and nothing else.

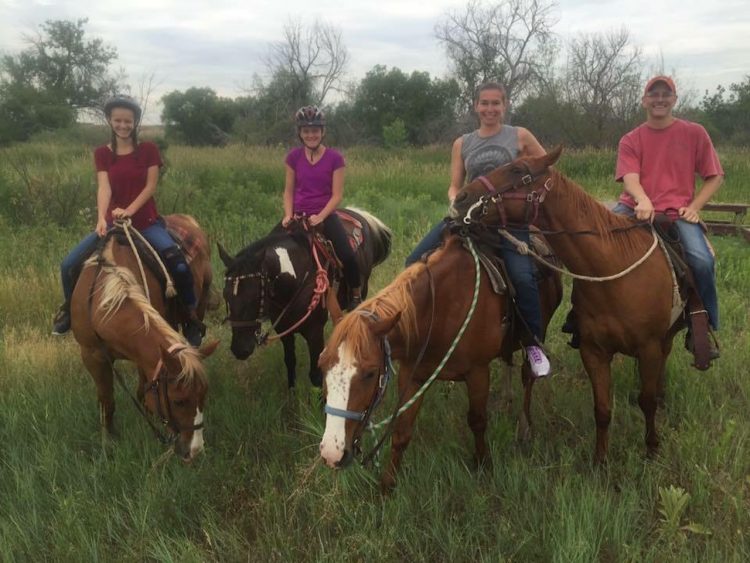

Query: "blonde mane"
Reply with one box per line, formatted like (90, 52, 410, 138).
(326, 263, 424, 360)
(85, 245, 206, 386)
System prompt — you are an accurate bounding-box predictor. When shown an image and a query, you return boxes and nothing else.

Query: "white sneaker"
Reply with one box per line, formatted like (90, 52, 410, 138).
(526, 345, 551, 378)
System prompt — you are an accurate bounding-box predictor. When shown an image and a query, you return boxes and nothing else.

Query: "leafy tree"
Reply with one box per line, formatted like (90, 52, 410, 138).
(0, 18, 121, 143)
(161, 87, 236, 146)
(350, 65, 460, 145)
(700, 76, 750, 145)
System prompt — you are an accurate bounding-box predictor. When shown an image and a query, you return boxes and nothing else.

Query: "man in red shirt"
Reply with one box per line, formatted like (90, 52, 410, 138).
(613, 75, 723, 352)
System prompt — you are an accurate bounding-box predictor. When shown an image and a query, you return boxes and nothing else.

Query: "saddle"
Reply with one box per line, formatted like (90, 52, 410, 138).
(652, 214, 717, 370)
(310, 209, 367, 277)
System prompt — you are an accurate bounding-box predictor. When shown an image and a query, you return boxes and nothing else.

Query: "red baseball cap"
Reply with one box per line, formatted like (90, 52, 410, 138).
(644, 75, 677, 96)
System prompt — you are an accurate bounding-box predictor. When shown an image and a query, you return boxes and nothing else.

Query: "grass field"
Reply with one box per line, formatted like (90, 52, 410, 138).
(0, 142, 748, 561)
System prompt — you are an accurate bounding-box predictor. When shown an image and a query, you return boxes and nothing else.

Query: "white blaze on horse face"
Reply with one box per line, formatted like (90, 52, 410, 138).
(274, 247, 296, 279)
(189, 408, 204, 458)
(320, 343, 357, 468)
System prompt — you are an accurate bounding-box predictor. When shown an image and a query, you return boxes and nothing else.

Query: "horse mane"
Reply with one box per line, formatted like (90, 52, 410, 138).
(326, 263, 424, 360)
(551, 168, 650, 255)
(232, 229, 309, 271)
(85, 247, 206, 386)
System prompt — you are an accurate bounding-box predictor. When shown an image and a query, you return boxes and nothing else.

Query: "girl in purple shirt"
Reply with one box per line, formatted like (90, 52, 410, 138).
(282, 106, 361, 308)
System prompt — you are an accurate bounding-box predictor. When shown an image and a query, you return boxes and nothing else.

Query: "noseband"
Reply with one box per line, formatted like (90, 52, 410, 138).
(462, 162, 553, 227)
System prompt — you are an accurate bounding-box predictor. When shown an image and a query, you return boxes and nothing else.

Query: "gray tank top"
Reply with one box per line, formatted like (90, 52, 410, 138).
(461, 126, 519, 182)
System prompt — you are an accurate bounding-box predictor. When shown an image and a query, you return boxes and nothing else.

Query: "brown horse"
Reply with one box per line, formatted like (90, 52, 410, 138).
(318, 234, 561, 490)
(70, 214, 218, 461)
(453, 146, 684, 463)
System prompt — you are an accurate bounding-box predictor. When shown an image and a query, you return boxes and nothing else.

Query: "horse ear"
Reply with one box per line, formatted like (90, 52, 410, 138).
(198, 339, 220, 359)
(217, 243, 233, 268)
(545, 145, 563, 167)
(160, 345, 183, 374)
(368, 312, 401, 337)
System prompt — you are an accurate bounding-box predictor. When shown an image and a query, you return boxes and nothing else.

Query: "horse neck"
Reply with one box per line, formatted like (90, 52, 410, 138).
(539, 171, 650, 276)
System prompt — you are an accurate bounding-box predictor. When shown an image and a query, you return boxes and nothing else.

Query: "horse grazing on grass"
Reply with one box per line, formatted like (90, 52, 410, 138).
(70, 215, 218, 461)
(318, 234, 562, 490)
(453, 146, 687, 463)
(219, 208, 392, 389)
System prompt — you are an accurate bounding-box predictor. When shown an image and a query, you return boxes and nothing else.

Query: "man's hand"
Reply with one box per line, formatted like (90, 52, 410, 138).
(634, 196, 655, 222)
(679, 205, 700, 223)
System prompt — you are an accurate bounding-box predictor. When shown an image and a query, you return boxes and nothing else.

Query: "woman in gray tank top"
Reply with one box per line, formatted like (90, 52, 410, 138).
(405, 82, 551, 377)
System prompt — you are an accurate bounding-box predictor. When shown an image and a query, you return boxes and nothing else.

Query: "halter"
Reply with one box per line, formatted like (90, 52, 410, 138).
(462, 161, 554, 228)
(323, 310, 396, 441)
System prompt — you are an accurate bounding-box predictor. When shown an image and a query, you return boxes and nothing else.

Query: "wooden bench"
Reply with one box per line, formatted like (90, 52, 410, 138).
(701, 203, 750, 242)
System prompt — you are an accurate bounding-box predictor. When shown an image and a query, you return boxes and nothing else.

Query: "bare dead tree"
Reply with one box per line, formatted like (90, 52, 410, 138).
(435, 0, 558, 111)
(565, 27, 643, 146)
(265, 18, 348, 107)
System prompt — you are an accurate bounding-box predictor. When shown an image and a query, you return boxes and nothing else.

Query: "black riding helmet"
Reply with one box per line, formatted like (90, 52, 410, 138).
(295, 105, 326, 128)
(104, 95, 142, 123)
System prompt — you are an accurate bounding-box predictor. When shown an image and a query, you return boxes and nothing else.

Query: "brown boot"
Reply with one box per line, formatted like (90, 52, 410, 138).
(348, 288, 362, 312)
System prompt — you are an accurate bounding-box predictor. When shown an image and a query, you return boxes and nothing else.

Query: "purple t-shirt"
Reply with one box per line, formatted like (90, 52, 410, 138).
(285, 146, 345, 214)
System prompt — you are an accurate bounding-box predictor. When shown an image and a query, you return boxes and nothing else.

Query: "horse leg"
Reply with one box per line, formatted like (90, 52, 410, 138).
(280, 334, 297, 390)
(637, 345, 667, 457)
(580, 345, 614, 464)
(381, 378, 426, 493)
(498, 360, 514, 415)
(81, 347, 116, 436)
(301, 326, 324, 388)
(518, 362, 536, 443)
(466, 365, 491, 469)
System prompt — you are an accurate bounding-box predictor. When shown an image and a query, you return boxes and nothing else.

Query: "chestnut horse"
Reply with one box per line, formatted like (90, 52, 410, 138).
(453, 147, 685, 463)
(318, 234, 562, 490)
(70, 215, 218, 461)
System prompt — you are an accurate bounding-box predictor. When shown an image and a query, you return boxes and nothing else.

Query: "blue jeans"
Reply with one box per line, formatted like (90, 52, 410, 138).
(60, 220, 178, 302)
(613, 203, 719, 329)
(406, 221, 543, 341)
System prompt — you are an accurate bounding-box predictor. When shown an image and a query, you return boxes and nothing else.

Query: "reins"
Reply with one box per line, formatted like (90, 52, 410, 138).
(113, 218, 176, 299)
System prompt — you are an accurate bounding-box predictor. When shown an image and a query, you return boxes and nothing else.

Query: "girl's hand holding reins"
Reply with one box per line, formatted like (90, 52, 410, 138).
(282, 214, 293, 227)
(112, 207, 131, 219)
(308, 214, 323, 227)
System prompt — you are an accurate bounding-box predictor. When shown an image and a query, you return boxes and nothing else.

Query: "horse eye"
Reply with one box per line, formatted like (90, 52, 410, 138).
(173, 399, 189, 407)
(363, 370, 377, 380)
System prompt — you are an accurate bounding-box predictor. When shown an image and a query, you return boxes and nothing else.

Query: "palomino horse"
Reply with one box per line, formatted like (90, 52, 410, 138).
(453, 146, 685, 463)
(219, 208, 392, 389)
(70, 215, 218, 461)
(318, 234, 562, 490)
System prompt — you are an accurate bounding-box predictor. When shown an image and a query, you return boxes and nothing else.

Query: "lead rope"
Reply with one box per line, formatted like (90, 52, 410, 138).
(369, 236, 481, 431)
(115, 218, 176, 299)
(497, 225, 660, 282)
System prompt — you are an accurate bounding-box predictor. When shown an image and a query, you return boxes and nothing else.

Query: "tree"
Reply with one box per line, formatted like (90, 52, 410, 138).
(700, 76, 750, 145)
(435, 0, 557, 110)
(1, 19, 120, 111)
(350, 65, 460, 145)
(0, 18, 121, 142)
(161, 88, 236, 146)
(564, 28, 643, 147)
(265, 19, 348, 108)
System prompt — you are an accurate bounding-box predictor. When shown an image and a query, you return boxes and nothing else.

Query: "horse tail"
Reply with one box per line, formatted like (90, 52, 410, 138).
(347, 207, 392, 266)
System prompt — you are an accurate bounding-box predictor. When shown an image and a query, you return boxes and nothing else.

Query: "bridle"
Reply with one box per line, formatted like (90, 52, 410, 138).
(461, 161, 554, 228)
(323, 310, 397, 454)
(144, 342, 205, 438)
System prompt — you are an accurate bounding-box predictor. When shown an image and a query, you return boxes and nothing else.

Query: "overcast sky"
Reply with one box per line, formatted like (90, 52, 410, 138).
(1, 0, 748, 123)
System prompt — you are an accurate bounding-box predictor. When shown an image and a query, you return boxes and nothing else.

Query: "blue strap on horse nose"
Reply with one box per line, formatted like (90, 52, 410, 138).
(324, 404, 366, 421)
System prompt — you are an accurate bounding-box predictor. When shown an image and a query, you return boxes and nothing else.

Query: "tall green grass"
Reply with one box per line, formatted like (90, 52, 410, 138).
(0, 143, 748, 561)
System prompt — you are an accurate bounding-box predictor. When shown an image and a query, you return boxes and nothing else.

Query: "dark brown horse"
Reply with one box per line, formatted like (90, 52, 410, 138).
(70, 215, 218, 461)
(453, 147, 684, 463)
(219, 208, 391, 389)
(318, 234, 562, 490)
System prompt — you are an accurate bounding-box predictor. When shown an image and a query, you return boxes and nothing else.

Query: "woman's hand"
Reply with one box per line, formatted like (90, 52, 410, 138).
(308, 214, 323, 227)
(282, 214, 293, 227)
(111, 207, 130, 219)
(95, 218, 108, 237)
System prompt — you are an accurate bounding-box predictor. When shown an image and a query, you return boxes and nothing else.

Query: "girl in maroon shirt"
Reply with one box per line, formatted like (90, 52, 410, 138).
(52, 95, 203, 346)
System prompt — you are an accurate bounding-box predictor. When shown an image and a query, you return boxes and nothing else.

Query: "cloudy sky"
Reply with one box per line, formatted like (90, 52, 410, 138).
(1, 0, 747, 123)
